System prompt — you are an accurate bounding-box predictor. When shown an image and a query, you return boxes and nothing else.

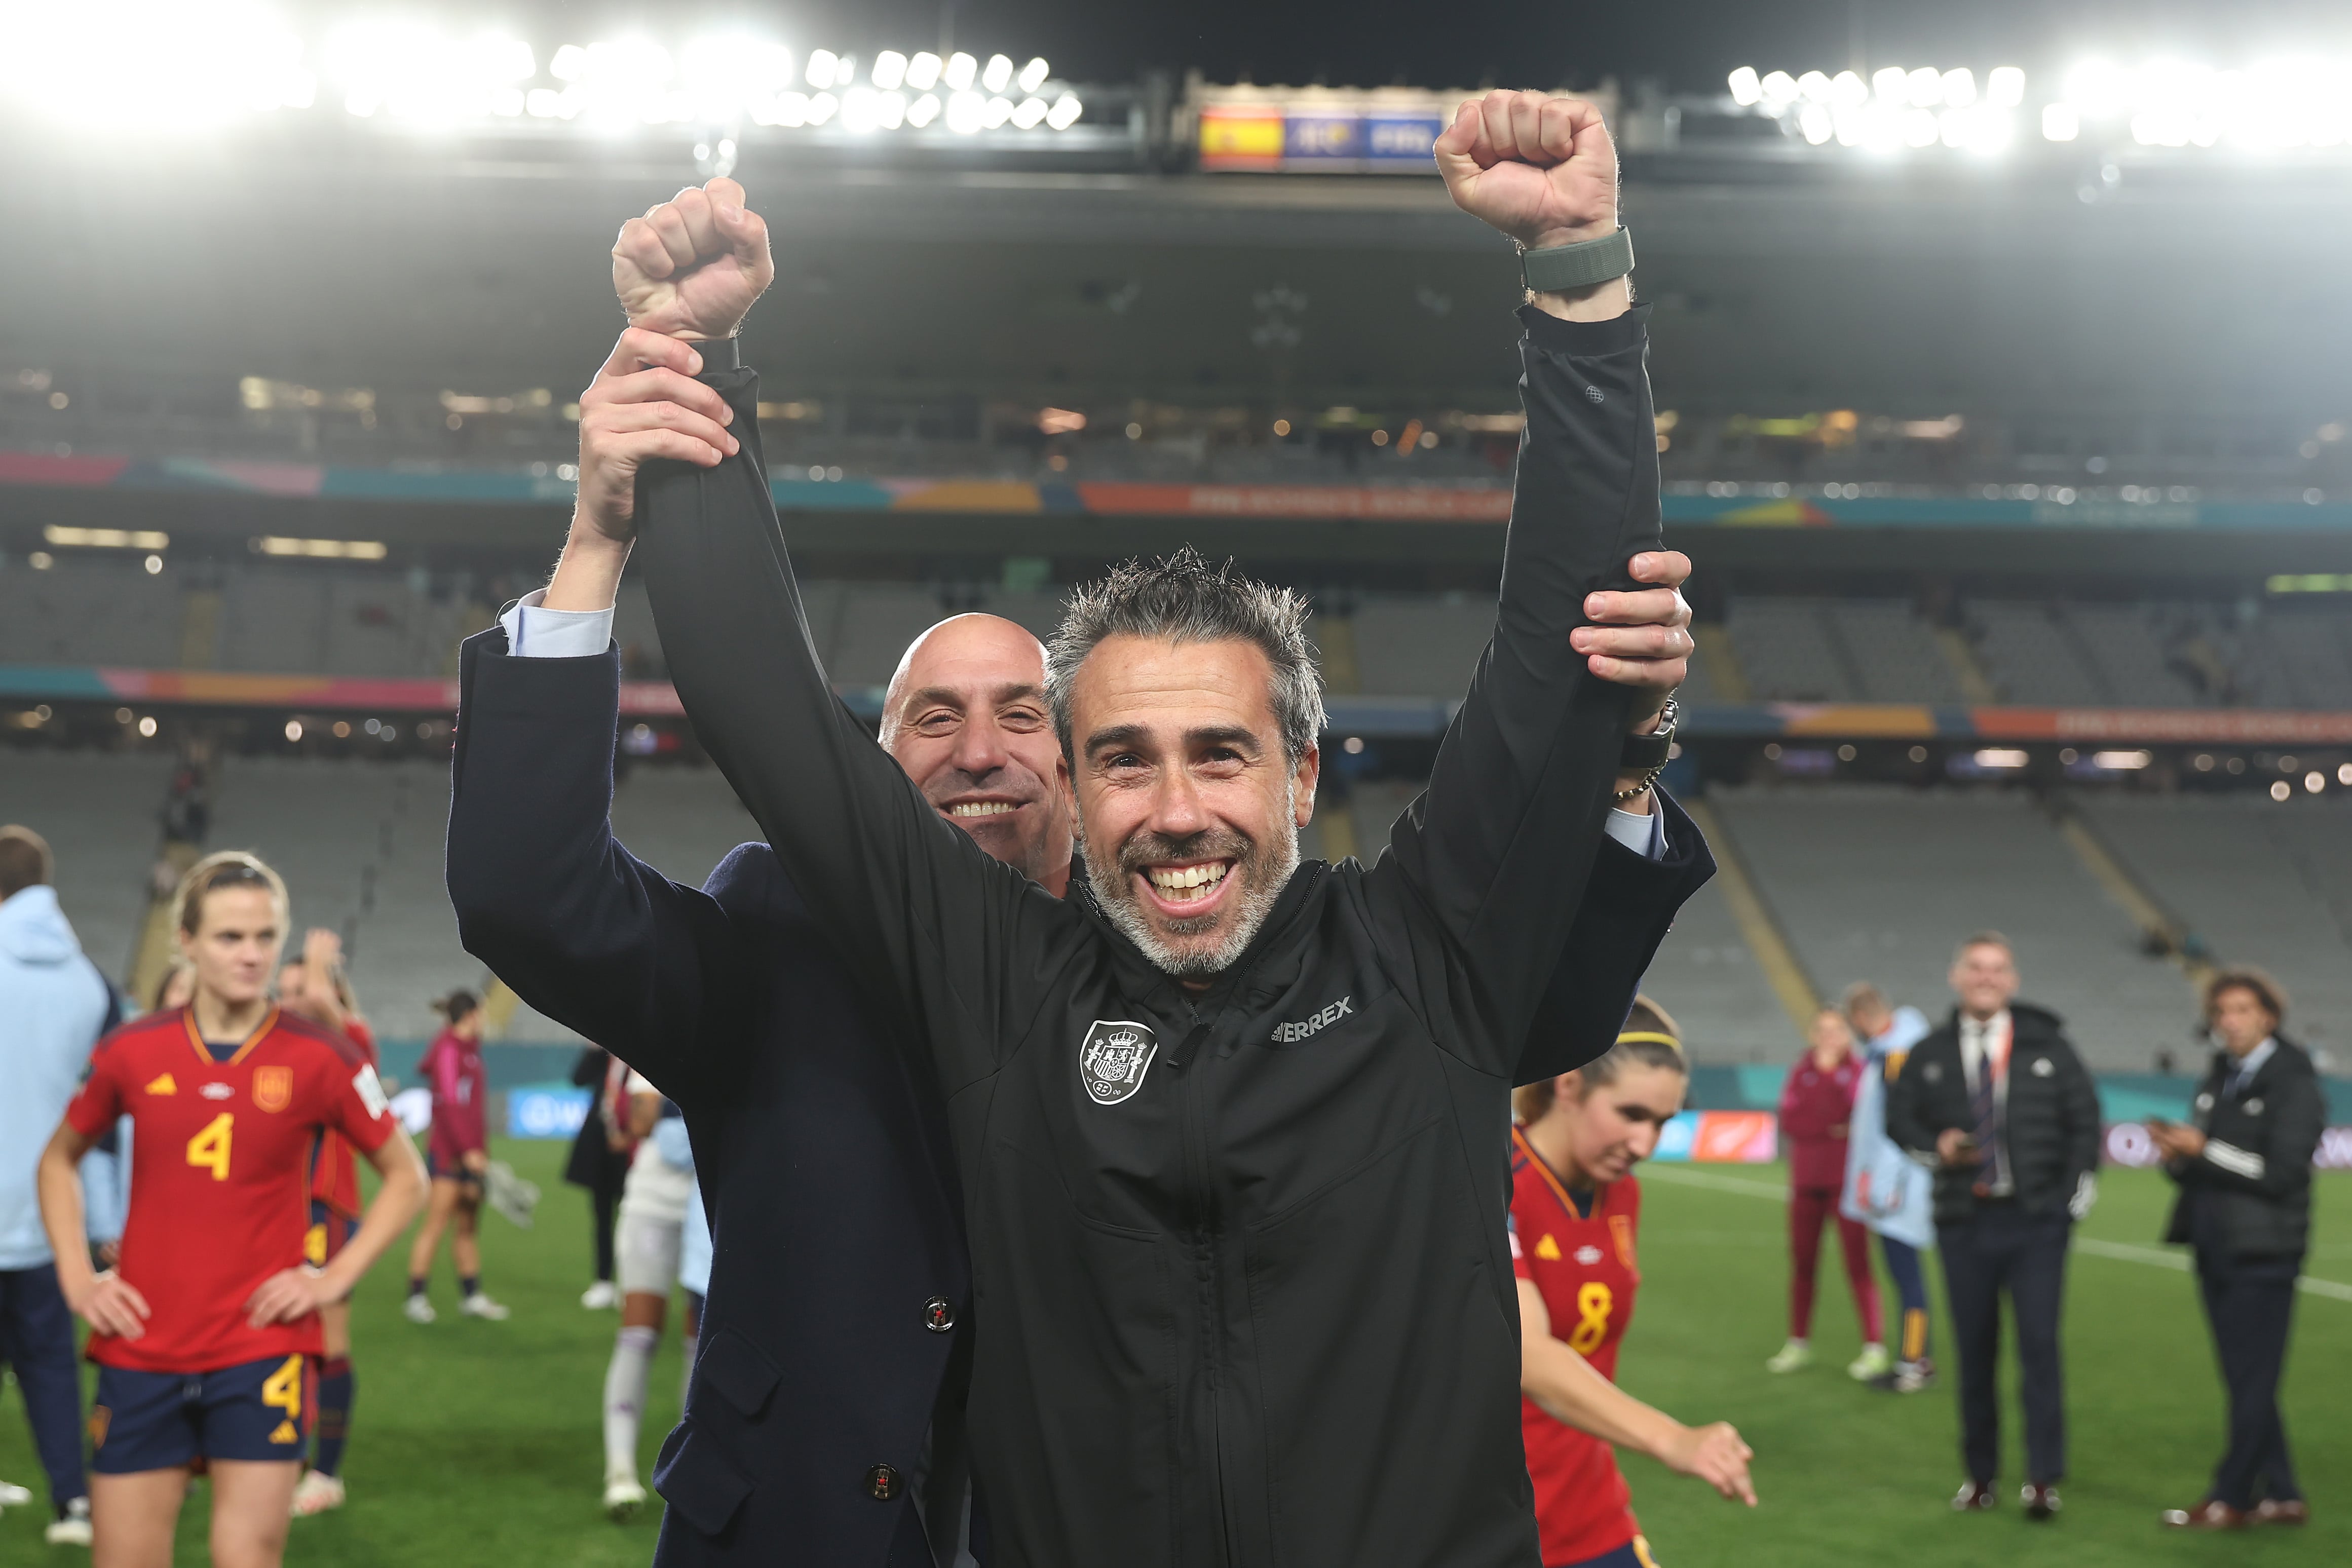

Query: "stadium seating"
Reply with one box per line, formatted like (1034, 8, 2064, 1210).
(0, 747, 181, 984)
(2079, 796, 2352, 1059)
(1709, 784, 2205, 1070)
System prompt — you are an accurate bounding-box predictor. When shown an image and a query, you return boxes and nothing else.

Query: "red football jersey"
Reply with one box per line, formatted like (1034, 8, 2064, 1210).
(308, 1017, 379, 1220)
(1510, 1127, 1644, 1567)
(65, 1006, 397, 1373)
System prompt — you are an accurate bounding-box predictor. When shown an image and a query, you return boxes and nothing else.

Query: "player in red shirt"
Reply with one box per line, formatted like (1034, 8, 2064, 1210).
(34, 852, 427, 1568)
(1767, 1007, 1886, 1379)
(276, 928, 376, 1517)
(402, 989, 508, 1322)
(1512, 999, 1757, 1568)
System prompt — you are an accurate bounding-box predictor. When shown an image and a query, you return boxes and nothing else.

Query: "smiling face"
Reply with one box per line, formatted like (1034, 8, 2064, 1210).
(179, 886, 284, 1012)
(1066, 634, 1318, 977)
(2209, 984, 2277, 1057)
(1949, 940, 2020, 1021)
(1551, 1062, 1688, 1186)
(882, 614, 1075, 892)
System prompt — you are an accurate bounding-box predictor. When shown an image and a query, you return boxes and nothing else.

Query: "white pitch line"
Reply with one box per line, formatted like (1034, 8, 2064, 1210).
(1641, 1163, 2352, 1302)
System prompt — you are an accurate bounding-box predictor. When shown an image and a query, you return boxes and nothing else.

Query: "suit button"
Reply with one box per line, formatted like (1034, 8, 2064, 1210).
(924, 1296, 955, 1332)
(865, 1463, 902, 1501)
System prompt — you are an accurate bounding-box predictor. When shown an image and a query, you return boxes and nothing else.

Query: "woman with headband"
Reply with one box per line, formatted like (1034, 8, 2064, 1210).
(1511, 998, 1757, 1568)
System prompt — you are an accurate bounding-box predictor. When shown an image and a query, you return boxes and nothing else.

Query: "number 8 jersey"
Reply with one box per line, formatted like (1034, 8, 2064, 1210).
(1509, 1126, 1645, 1568)
(64, 1005, 397, 1373)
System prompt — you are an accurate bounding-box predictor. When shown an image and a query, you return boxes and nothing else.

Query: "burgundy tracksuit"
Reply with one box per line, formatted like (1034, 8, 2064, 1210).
(1779, 1052, 1883, 1343)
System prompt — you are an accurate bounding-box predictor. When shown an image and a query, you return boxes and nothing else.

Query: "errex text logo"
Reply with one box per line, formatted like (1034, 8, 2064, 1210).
(1271, 996, 1354, 1044)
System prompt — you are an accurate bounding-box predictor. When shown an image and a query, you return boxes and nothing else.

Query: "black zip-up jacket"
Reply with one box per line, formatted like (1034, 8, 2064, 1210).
(1885, 1003, 2102, 1228)
(629, 304, 1669, 1568)
(2163, 1037, 2325, 1262)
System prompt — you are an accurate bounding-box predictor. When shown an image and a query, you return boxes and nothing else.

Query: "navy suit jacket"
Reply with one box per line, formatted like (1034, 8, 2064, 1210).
(444, 626, 1710, 1564)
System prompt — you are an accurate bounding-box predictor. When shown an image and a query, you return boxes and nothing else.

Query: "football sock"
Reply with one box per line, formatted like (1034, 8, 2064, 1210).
(406, 1277, 427, 1298)
(460, 1274, 482, 1299)
(603, 1326, 658, 1482)
(313, 1358, 355, 1478)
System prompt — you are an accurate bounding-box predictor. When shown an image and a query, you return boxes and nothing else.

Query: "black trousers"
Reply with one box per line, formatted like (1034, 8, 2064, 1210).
(1938, 1205, 2070, 1484)
(2196, 1251, 2302, 1509)
(0, 1264, 88, 1509)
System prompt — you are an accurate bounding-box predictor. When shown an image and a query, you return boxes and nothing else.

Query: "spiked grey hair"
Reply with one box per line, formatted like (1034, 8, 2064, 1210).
(1046, 548, 1325, 765)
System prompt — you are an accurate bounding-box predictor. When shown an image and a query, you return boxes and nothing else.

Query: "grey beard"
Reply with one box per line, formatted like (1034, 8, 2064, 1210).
(1082, 794, 1301, 978)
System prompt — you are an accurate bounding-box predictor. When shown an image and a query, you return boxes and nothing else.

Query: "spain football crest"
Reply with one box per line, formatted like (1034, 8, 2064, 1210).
(1078, 1020, 1158, 1105)
(253, 1064, 293, 1113)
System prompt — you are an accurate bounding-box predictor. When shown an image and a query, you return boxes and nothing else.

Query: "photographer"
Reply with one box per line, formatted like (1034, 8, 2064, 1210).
(2149, 967, 2324, 1531)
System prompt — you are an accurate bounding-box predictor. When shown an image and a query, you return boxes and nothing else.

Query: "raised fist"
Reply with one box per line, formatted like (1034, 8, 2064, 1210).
(1434, 91, 1619, 252)
(613, 177, 776, 340)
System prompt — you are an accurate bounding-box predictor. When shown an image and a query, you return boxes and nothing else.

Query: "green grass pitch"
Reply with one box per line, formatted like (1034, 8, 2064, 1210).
(2, 1141, 2345, 1563)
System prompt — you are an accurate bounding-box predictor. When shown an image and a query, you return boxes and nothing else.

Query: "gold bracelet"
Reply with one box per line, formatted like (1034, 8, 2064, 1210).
(1613, 763, 1665, 806)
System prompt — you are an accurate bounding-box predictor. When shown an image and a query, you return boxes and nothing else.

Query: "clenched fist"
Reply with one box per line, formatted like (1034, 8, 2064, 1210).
(613, 176, 776, 340)
(1434, 91, 1618, 252)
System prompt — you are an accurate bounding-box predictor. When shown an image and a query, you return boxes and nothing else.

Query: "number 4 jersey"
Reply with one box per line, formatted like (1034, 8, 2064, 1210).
(1509, 1127, 1644, 1567)
(65, 1005, 397, 1373)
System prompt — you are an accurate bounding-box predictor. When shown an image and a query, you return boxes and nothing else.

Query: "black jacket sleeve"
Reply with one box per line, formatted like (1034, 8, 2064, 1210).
(1513, 790, 1714, 1084)
(627, 361, 1068, 1095)
(2055, 1038, 2103, 1202)
(445, 628, 753, 1110)
(2183, 1059, 2326, 1201)
(1885, 1040, 1947, 1157)
(1367, 304, 1660, 1077)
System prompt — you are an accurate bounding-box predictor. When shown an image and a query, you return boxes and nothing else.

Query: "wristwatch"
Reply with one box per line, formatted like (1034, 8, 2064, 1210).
(1521, 227, 1636, 294)
(1619, 692, 1678, 772)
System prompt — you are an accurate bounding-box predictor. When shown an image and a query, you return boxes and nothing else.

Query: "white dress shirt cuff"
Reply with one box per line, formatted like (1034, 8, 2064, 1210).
(1604, 802, 1667, 861)
(501, 589, 615, 659)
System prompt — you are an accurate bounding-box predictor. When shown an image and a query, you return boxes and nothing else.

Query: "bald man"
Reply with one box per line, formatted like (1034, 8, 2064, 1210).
(449, 579, 1689, 1565)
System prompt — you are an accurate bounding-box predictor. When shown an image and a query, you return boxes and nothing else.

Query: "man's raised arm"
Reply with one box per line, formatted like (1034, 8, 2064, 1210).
(1375, 92, 1685, 1072)
(541, 181, 1048, 1084)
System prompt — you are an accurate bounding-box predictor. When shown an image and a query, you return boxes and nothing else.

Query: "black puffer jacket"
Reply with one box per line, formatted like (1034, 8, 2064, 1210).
(1886, 1003, 2102, 1227)
(2163, 1037, 2326, 1261)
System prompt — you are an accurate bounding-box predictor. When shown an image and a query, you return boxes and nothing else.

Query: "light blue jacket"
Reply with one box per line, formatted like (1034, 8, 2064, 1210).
(1840, 1005, 1937, 1249)
(0, 886, 115, 1269)
(653, 1115, 711, 1297)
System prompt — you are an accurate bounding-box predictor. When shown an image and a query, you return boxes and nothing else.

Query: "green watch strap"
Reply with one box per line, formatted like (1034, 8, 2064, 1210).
(1520, 227, 1635, 293)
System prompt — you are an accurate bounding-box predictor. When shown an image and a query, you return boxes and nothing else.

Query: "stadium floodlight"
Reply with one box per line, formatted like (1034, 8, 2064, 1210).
(1906, 66, 1944, 106)
(905, 51, 942, 90)
(1011, 95, 1048, 128)
(906, 91, 940, 127)
(944, 88, 984, 132)
(679, 36, 794, 122)
(943, 52, 977, 91)
(1988, 66, 2026, 106)
(804, 90, 837, 124)
(1, 1, 316, 128)
(982, 95, 1014, 128)
(870, 50, 907, 90)
(1760, 70, 1799, 105)
(2065, 60, 2131, 117)
(981, 54, 1014, 94)
(840, 86, 880, 131)
(804, 48, 838, 89)
(1974, 748, 2030, 769)
(323, 23, 538, 122)
(1727, 66, 1763, 105)
(1797, 70, 1833, 102)
(753, 90, 809, 127)
(1903, 107, 1939, 146)
(1798, 103, 1833, 144)
(1942, 67, 1977, 106)
(1831, 70, 1869, 107)
(2042, 101, 2080, 140)
(1017, 57, 1050, 94)
(1046, 92, 1083, 130)
(2092, 750, 2153, 770)
(1872, 66, 1909, 103)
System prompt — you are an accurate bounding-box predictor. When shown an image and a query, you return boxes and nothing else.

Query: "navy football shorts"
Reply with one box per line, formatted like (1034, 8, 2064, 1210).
(1555, 1538, 1661, 1568)
(91, 1354, 311, 1473)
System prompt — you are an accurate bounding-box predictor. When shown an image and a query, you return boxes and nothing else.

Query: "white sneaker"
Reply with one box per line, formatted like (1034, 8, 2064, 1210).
(404, 1293, 437, 1324)
(603, 1476, 647, 1521)
(1765, 1338, 1813, 1373)
(580, 1281, 619, 1310)
(291, 1470, 346, 1517)
(462, 1291, 511, 1321)
(47, 1496, 93, 1546)
(0, 1478, 32, 1507)
(1848, 1342, 1893, 1381)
